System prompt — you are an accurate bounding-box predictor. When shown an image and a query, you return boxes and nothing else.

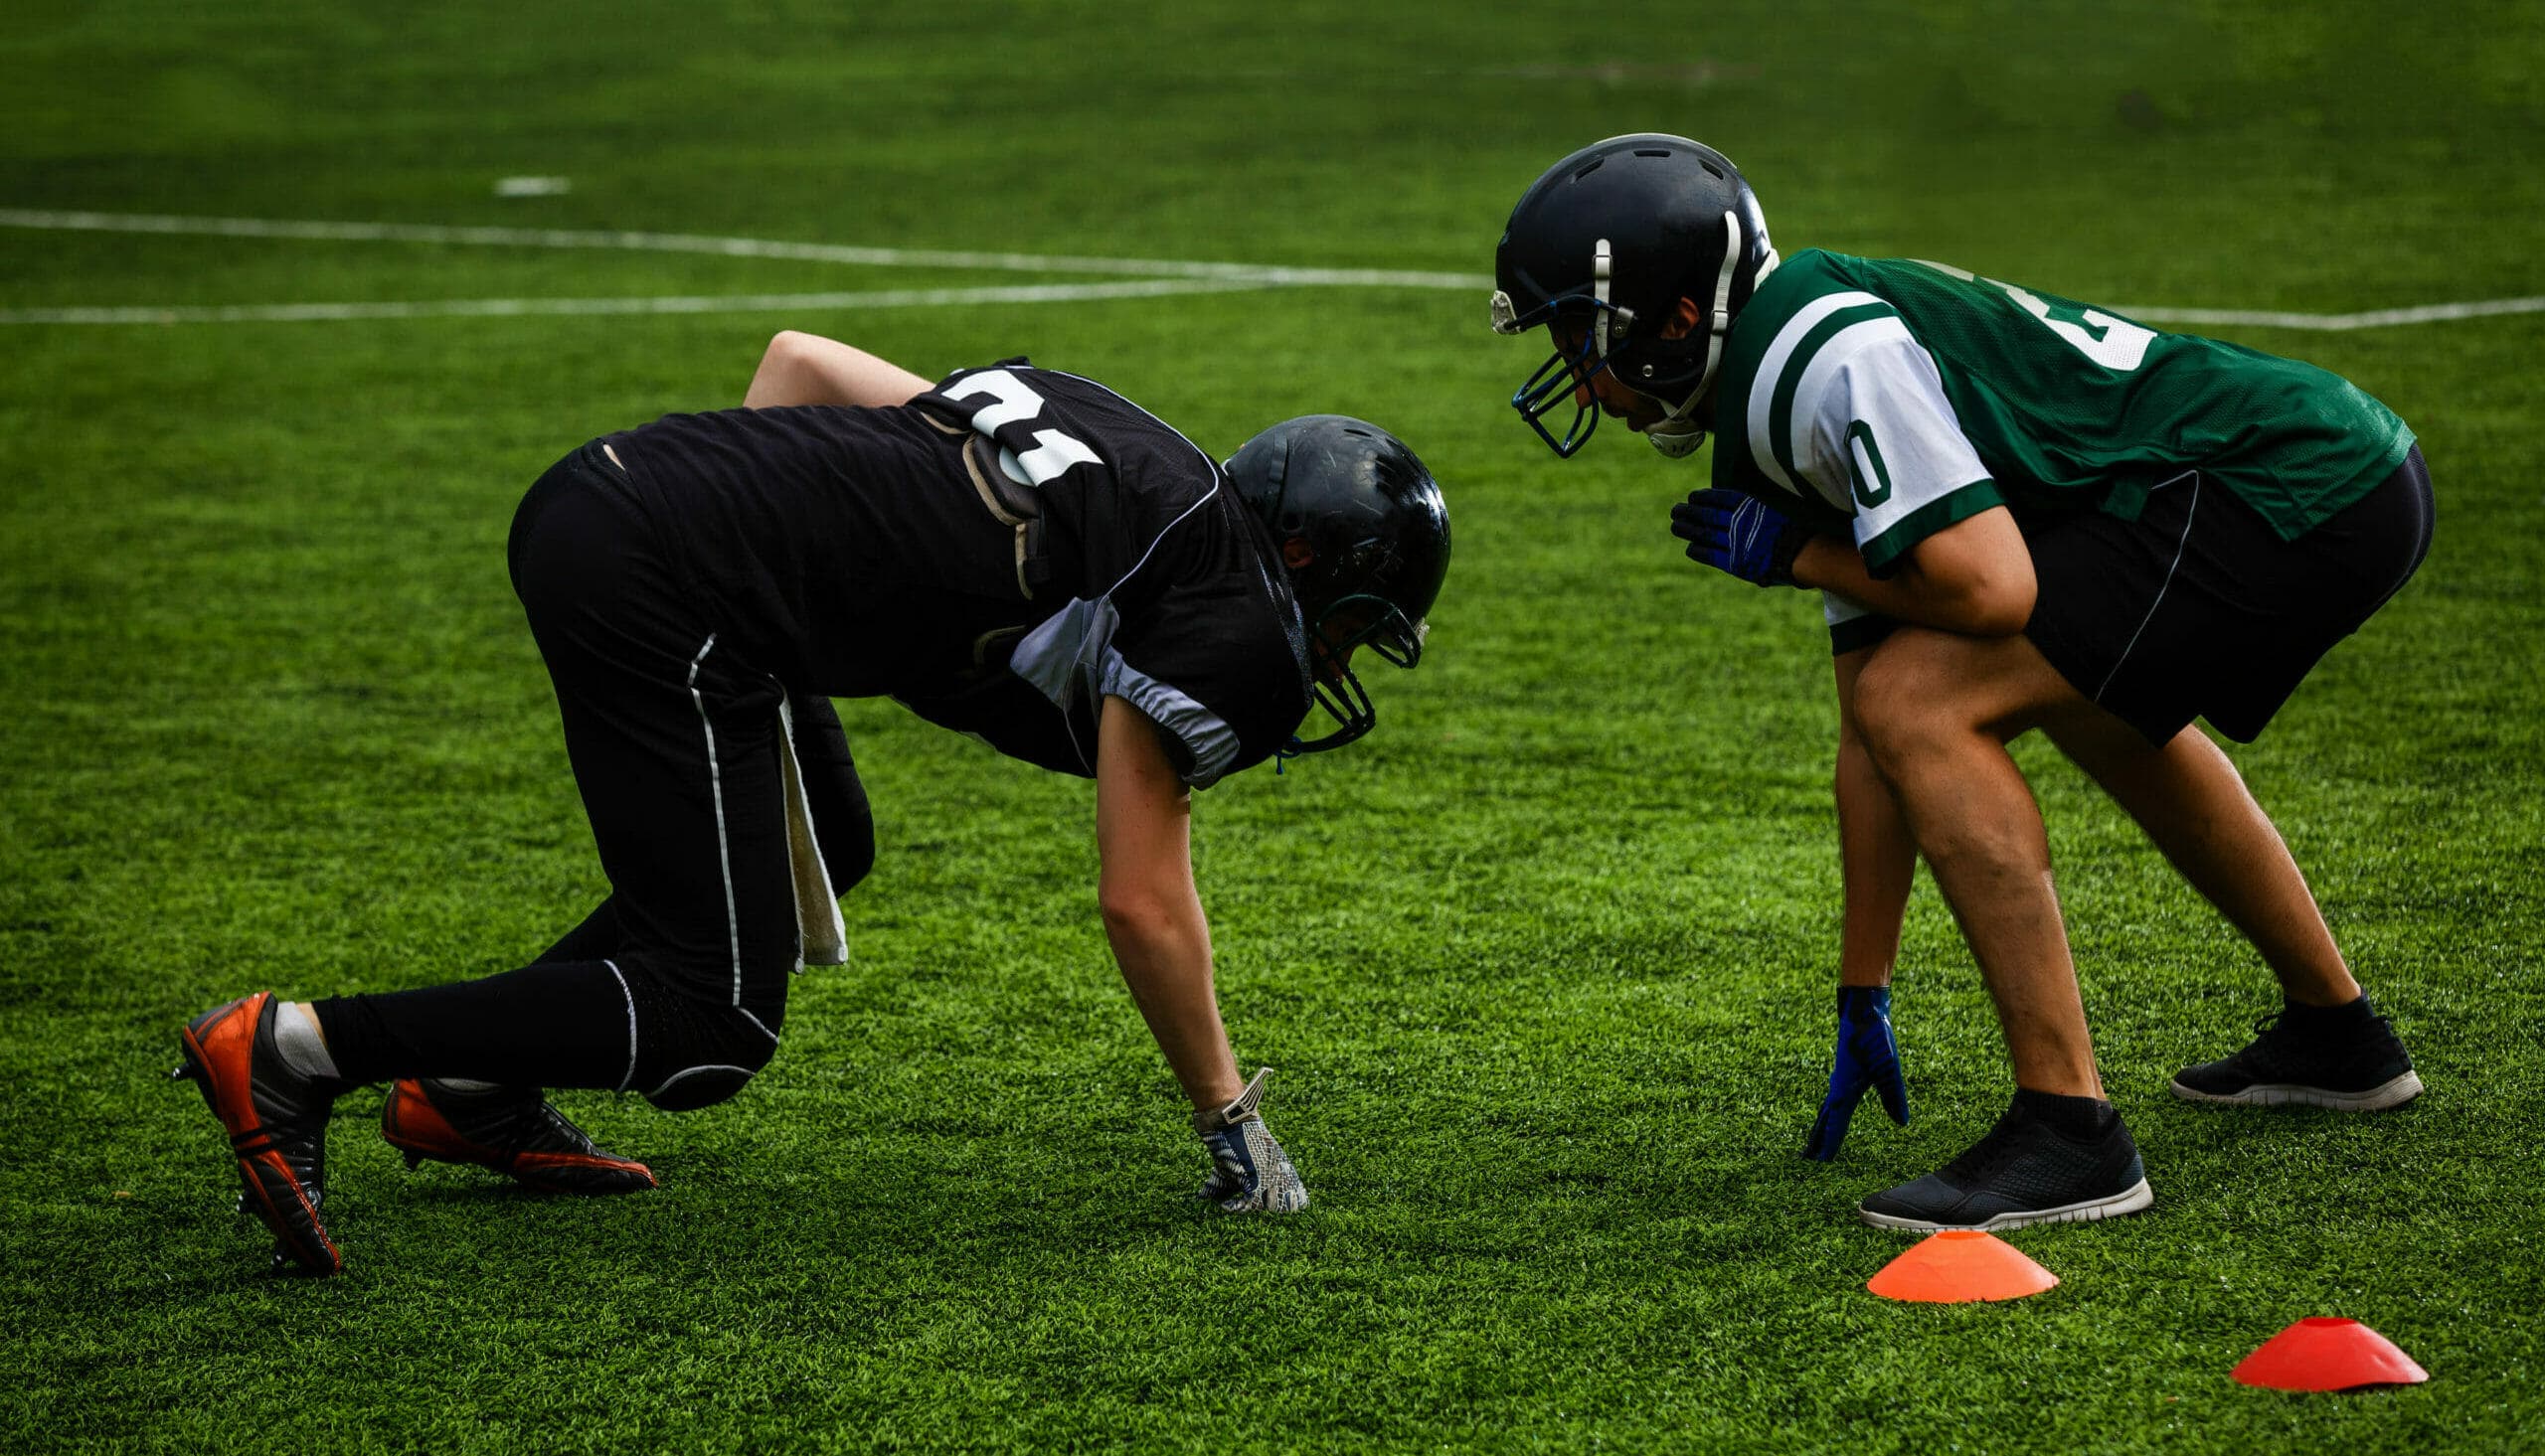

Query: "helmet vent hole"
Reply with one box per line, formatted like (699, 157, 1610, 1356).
(1634, 148, 1672, 158)
(1700, 161, 1725, 178)
(1573, 159, 1605, 180)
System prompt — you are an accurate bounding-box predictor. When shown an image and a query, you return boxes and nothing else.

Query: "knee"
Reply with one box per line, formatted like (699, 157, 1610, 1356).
(637, 1003, 777, 1112)
(619, 967, 783, 1112)
(642, 1055, 765, 1112)
(1850, 650, 1954, 783)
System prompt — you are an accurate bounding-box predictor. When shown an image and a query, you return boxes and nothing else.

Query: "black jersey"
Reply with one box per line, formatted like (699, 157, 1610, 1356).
(600, 362, 1312, 787)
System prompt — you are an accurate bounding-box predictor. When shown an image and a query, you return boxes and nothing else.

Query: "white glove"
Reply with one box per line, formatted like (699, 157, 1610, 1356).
(1193, 1068, 1309, 1213)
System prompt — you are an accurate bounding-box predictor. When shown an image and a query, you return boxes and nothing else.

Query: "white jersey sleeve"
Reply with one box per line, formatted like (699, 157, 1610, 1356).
(1784, 319, 2001, 574)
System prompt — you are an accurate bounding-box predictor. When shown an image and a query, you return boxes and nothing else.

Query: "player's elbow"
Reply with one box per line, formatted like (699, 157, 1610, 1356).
(1903, 547, 2035, 635)
(1900, 507, 2035, 636)
(760, 329, 819, 377)
(1953, 572, 2036, 636)
(745, 331, 814, 408)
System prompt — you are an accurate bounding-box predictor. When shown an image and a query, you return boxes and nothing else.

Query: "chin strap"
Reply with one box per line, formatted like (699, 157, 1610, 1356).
(1644, 214, 1781, 459)
(1592, 239, 1617, 359)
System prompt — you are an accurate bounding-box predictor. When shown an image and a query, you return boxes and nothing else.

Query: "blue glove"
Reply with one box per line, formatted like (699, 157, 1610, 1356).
(1669, 487, 1810, 586)
(1802, 985, 1910, 1161)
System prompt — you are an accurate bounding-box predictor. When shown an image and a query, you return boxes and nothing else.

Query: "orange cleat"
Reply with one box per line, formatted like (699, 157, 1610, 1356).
(382, 1078, 656, 1196)
(175, 992, 347, 1276)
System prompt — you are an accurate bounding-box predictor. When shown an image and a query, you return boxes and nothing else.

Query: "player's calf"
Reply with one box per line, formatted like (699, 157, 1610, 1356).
(2171, 996, 2422, 1111)
(382, 1078, 656, 1195)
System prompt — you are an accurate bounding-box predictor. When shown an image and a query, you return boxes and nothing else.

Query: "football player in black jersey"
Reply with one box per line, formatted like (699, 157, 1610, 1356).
(175, 329, 1449, 1275)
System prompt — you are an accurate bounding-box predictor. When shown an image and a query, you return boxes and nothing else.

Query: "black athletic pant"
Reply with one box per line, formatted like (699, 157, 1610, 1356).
(314, 442, 873, 1109)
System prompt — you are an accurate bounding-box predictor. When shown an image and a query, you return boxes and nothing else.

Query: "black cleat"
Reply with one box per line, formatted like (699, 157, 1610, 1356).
(1859, 1094, 2153, 1232)
(176, 992, 349, 1275)
(2171, 1004, 2423, 1111)
(383, 1079, 656, 1196)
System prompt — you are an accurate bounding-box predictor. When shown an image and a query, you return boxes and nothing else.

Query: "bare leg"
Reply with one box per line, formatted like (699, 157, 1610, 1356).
(1833, 648, 1920, 989)
(2044, 718, 2360, 1007)
(1852, 629, 2108, 1099)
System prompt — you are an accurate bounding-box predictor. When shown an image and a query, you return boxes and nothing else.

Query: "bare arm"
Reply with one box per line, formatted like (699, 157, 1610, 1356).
(1832, 646, 1917, 988)
(1094, 694, 1244, 1113)
(743, 330, 934, 409)
(1790, 506, 2036, 637)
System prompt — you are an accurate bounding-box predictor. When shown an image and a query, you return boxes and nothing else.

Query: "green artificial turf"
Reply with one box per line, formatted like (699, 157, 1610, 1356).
(3, 1, 2541, 1450)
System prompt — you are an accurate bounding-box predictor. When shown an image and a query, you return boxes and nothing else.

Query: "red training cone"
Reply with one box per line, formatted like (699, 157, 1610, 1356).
(1867, 1230, 2059, 1303)
(2233, 1318, 2430, 1391)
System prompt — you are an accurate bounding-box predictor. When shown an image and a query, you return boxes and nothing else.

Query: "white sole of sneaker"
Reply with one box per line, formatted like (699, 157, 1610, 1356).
(1859, 1177, 2155, 1233)
(2168, 1069, 2424, 1112)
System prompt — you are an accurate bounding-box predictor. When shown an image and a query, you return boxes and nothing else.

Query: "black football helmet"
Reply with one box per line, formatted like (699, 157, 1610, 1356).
(1226, 415, 1450, 753)
(1490, 133, 1780, 458)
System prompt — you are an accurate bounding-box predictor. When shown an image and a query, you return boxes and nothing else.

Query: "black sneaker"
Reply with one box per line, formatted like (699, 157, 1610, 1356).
(2171, 1004, 2423, 1111)
(1859, 1095, 2153, 1231)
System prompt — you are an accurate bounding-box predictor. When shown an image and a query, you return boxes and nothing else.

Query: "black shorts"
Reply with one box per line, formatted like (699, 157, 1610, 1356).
(2017, 446, 2434, 744)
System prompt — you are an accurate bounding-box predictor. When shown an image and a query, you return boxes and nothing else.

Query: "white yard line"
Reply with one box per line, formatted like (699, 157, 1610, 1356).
(2122, 297, 2545, 331)
(0, 278, 1267, 326)
(0, 207, 2538, 330)
(0, 208, 1479, 289)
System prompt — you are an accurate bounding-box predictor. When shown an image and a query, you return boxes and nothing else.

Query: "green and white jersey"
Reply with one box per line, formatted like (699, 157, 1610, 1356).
(1708, 249, 2416, 597)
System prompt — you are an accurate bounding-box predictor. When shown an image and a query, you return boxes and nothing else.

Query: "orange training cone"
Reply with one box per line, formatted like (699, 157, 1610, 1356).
(1867, 1230, 2059, 1303)
(2233, 1318, 2430, 1391)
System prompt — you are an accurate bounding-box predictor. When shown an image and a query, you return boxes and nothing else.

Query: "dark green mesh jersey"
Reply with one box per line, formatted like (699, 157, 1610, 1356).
(1708, 249, 2415, 575)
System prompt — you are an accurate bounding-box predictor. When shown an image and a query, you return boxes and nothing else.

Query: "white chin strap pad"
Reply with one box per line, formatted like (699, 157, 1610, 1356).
(1646, 425, 1708, 459)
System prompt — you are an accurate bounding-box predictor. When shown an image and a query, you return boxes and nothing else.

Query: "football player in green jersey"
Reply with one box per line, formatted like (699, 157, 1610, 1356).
(1491, 134, 2431, 1231)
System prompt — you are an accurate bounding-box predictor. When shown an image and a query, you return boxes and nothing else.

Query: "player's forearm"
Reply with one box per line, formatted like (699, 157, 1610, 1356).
(1102, 892, 1245, 1111)
(1092, 695, 1245, 1111)
(1791, 523, 2034, 637)
(743, 330, 933, 409)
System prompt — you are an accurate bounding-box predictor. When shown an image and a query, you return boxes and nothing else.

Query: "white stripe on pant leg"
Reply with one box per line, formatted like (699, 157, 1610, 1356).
(2095, 473, 2201, 702)
(604, 959, 638, 1093)
(648, 1064, 753, 1101)
(686, 635, 745, 1008)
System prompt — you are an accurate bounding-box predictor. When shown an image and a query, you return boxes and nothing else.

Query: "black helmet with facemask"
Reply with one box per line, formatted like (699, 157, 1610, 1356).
(1490, 134, 1779, 458)
(1225, 415, 1450, 753)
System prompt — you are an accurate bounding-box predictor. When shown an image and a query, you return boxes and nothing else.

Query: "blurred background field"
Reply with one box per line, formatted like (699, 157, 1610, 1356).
(2, 2, 2539, 1450)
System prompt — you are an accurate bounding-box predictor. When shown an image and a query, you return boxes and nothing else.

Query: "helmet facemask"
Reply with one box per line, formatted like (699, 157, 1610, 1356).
(1492, 239, 1634, 458)
(1288, 592, 1428, 754)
